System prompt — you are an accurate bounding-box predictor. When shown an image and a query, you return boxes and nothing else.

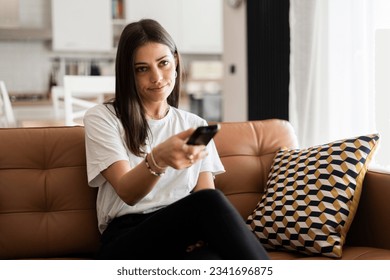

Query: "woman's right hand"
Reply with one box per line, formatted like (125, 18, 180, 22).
(152, 128, 208, 170)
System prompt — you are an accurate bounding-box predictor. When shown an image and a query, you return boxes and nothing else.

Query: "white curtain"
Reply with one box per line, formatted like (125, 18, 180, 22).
(289, 0, 376, 149)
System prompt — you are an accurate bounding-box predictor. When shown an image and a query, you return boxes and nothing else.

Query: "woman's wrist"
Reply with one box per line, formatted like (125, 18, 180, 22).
(145, 153, 166, 177)
(150, 147, 168, 170)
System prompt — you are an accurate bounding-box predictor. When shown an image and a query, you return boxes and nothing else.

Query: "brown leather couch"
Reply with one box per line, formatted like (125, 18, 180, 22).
(1, 119, 390, 259)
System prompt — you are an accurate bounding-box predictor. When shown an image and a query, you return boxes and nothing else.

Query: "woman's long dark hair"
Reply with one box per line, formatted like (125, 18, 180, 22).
(110, 19, 182, 157)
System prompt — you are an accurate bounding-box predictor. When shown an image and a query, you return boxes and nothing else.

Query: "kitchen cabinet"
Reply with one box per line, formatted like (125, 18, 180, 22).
(125, 0, 222, 54)
(125, 0, 181, 45)
(52, 0, 222, 54)
(180, 0, 222, 54)
(52, 0, 113, 52)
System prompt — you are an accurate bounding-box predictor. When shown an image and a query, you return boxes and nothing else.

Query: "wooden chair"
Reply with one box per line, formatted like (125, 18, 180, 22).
(0, 81, 16, 127)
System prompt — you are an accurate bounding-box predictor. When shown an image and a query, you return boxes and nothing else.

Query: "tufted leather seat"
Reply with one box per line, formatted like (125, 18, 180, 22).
(1, 120, 390, 259)
(0, 126, 100, 259)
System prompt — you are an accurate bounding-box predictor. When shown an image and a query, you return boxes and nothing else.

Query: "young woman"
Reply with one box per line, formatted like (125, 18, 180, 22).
(84, 19, 269, 260)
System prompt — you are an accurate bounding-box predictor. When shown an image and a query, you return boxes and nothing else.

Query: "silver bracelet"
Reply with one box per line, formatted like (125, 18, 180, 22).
(145, 154, 165, 177)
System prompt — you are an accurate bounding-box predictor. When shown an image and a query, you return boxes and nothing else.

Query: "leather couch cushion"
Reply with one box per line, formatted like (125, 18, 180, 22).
(0, 126, 101, 259)
(213, 119, 299, 219)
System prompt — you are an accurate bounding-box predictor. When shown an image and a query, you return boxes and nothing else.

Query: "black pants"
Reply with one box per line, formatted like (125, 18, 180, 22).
(97, 189, 269, 260)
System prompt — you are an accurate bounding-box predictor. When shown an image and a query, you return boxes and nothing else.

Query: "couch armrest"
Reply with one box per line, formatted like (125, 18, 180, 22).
(347, 170, 390, 250)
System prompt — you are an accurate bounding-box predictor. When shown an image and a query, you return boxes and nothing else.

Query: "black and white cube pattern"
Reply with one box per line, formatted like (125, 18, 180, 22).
(247, 134, 380, 258)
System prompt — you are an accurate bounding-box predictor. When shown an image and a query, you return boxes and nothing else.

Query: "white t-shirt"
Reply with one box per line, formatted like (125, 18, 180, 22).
(84, 104, 225, 233)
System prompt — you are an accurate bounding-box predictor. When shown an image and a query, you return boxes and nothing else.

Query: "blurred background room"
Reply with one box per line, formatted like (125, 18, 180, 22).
(1, 0, 389, 170)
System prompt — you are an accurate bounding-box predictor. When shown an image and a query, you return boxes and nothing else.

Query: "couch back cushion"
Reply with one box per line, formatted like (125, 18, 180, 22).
(213, 119, 299, 219)
(0, 126, 100, 259)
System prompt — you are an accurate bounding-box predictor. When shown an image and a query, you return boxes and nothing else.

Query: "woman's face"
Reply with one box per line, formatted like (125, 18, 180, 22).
(133, 42, 177, 105)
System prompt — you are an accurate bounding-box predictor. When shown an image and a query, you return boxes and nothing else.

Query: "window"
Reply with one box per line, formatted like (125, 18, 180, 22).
(289, 0, 390, 171)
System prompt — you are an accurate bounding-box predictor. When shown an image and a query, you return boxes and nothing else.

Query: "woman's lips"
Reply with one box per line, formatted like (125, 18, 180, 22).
(149, 84, 167, 91)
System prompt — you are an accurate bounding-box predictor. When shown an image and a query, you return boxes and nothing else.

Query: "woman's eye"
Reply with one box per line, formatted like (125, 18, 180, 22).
(136, 66, 148, 72)
(160, 60, 169, 67)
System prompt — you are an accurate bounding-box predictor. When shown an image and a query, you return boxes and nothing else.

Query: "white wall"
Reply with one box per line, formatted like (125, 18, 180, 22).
(221, 1, 247, 121)
(374, 29, 390, 169)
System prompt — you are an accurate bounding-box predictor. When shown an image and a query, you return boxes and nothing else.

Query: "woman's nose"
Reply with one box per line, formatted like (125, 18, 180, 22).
(150, 68, 163, 83)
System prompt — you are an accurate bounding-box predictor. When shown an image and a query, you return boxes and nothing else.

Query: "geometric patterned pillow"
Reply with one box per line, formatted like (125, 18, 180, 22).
(246, 134, 380, 258)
